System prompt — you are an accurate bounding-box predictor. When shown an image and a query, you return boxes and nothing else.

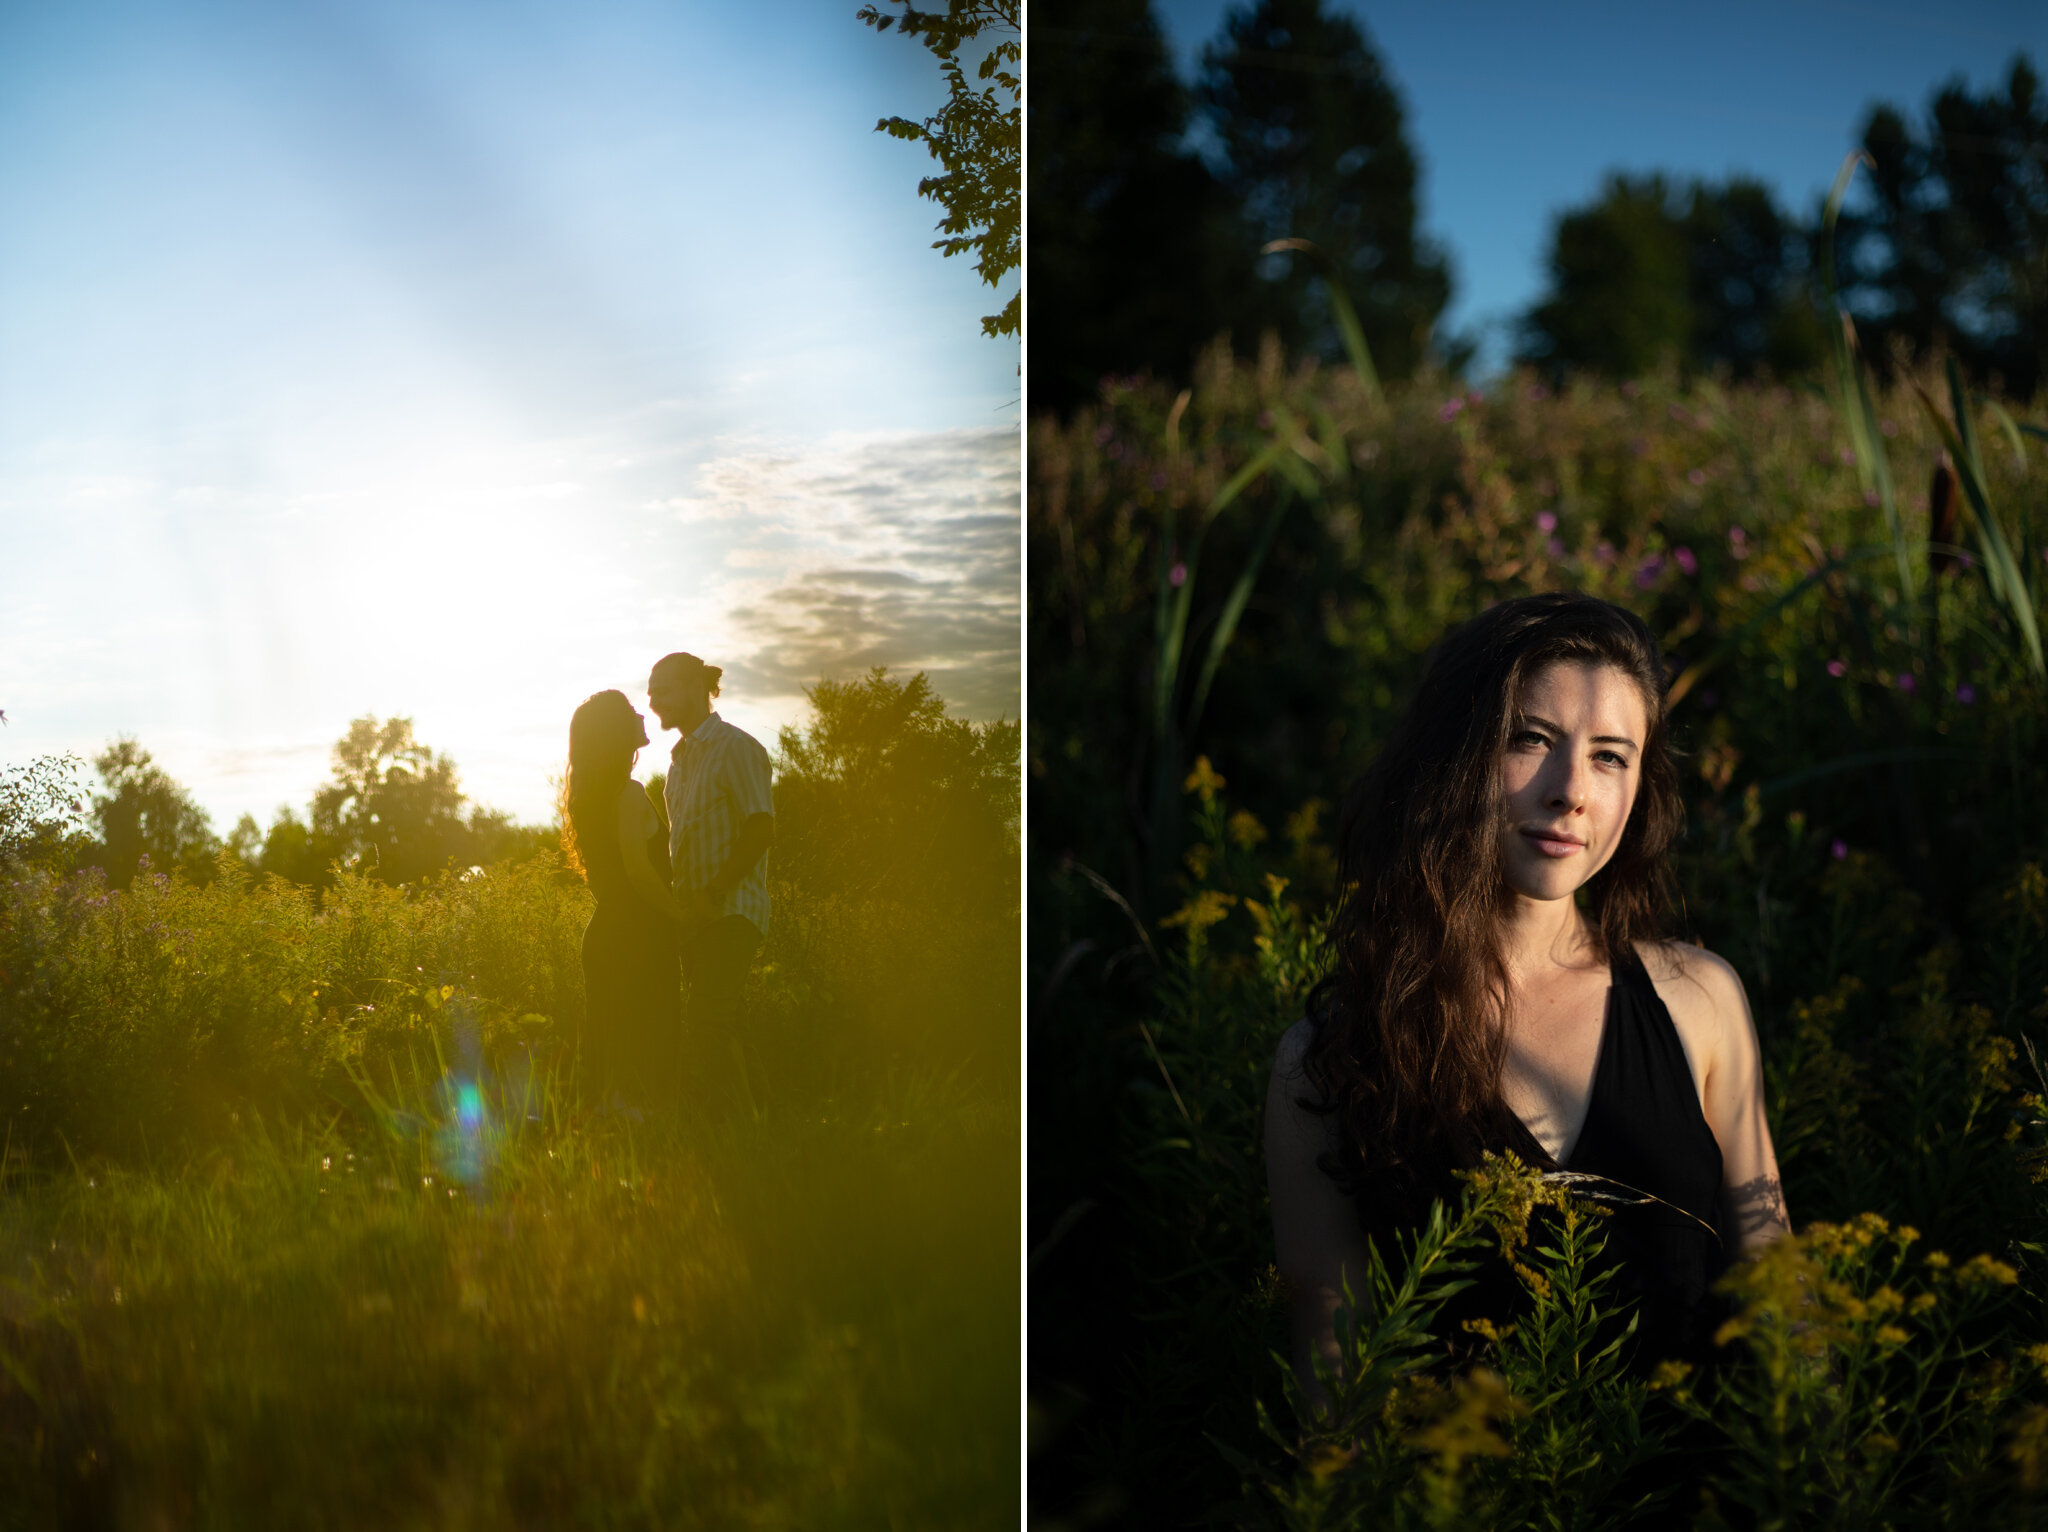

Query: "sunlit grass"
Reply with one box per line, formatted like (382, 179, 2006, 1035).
(0, 1064, 1017, 1529)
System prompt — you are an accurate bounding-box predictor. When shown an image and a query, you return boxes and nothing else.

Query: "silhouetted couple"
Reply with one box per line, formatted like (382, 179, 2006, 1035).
(563, 652, 774, 1119)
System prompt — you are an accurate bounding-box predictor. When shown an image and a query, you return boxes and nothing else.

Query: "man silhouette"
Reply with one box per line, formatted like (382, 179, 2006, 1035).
(647, 652, 774, 1112)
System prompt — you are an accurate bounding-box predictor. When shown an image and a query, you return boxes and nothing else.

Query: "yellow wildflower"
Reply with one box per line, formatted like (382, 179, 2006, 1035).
(1183, 756, 1225, 802)
(1227, 809, 1268, 849)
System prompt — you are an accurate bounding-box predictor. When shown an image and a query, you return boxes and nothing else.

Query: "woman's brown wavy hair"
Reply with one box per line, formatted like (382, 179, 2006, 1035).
(559, 690, 645, 879)
(1301, 592, 1685, 1230)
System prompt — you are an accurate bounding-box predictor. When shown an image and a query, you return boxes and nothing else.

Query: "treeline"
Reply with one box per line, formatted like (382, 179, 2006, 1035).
(11, 668, 1021, 914)
(1032, 0, 2048, 408)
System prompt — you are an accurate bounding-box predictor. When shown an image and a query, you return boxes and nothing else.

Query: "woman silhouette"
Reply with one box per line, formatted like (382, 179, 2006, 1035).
(1266, 593, 1790, 1408)
(561, 689, 688, 1111)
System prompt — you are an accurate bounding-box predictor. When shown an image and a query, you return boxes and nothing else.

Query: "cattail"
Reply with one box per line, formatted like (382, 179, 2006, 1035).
(1929, 451, 1960, 576)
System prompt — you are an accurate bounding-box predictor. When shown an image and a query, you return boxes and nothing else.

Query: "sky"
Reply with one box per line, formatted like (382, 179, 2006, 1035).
(1154, 0, 2048, 371)
(0, 0, 1020, 830)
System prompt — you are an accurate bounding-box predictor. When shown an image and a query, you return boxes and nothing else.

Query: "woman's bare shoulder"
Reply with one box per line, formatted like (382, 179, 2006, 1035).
(616, 779, 655, 822)
(1633, 939, 1755, 1064)
(1273, 1016, 1316, 1081)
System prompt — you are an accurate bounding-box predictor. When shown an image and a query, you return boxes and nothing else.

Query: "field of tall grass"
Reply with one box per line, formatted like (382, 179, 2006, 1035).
(0, 690, 1020, 1528)
(1028, 214, 2048, 1523)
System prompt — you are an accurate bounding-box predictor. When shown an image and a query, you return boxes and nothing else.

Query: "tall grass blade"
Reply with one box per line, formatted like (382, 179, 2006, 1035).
(1262, 237, 1382, 408)
(1187, 492, 1292, 733)
(1819, 152, 1913, 603)
(1909, 365, 2045, 676)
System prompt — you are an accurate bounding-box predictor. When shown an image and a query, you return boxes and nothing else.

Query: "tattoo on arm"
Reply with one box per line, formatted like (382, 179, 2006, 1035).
(1726, 1174, 1790, 1238)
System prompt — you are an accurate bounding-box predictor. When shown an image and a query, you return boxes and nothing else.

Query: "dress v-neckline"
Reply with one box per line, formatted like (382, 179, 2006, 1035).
(1508, 966, 1617, 1173)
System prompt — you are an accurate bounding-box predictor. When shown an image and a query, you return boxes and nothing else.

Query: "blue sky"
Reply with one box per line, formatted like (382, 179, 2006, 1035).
(0, 0, 1019, 829)
(1154, 0, 2048, 370)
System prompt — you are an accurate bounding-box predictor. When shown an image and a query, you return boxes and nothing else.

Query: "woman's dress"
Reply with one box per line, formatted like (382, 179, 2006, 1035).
(1367, 943, 1731, 1372)
(579, 790, 680, 1108)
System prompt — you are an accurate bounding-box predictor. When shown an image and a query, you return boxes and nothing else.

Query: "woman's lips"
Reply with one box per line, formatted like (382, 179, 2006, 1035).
(1520, 829, 1585, 858)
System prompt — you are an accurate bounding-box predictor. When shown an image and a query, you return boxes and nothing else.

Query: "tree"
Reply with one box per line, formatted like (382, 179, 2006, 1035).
(860, 0, 1020, 340)
(773, 668, 1018, 912)
(0, 754, 88, 870)
(1837, 55, 2048, 394)
(1027, 0, 1233, 413)
(1195, 0, 1451, 378)
(1520, 174, 1824, 380)
(309, 717, 475, 886)
(85, 739, 219, 887)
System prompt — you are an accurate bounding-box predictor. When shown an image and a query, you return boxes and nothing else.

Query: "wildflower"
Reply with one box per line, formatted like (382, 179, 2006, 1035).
(1924, 1250, 1951, 1270)
(1536, 510, 1557, 533)
(1880, 418, 1898, 437)
(1865, 489, 1881, 507)
(1227, 809, 1268, 850)
(1467, 390, 1483, 406)
(1840, 447, 1856, 466)
(1896, 673, 1916, 693)
(1546, 538, 1565, 558)
(1957, 683, 1977, 705)
(1594, 540, 1616, 566)
(1529, 383, 1549, 402)
(1410, 1368, 1524, 1469)
(1439, 397, 1465, 422)
(1183, 756, 1225, 802)
(1674, 546, 1697, 575)
(1688, 468, 1706, 486)
(1833, 840, 1849, 860)
(1827, 660, 1847, 678)
(1647, 1359, 1693, 1392)
(1958, 1253, 2020, 1288)
(1634, 555, 1664, 590)
(1168, 561, 1188, 587)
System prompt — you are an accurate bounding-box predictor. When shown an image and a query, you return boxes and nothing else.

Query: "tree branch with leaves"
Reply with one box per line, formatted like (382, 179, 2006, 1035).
(858, 0, 1020, 340)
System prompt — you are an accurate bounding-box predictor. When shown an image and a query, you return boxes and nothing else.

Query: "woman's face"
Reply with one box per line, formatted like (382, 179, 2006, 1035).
(1498, 660, 1649, 905)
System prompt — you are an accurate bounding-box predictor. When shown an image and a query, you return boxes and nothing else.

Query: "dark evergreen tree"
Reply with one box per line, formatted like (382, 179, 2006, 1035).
(1194, 0, 1450, 378)
(1837, 55, 2048, 395)
(1026, 0, 1228, 413)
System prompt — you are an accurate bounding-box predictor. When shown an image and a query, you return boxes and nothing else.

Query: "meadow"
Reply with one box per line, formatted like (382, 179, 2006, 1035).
(1027, 291, 2048, 1522)
(0, 677, 1021, 1529)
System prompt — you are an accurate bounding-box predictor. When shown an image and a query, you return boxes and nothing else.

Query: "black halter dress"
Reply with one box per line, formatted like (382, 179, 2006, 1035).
(1371, 944, 1732, 1372)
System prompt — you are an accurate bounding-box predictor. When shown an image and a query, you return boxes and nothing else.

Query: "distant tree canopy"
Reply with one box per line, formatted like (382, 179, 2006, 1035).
(87, 739, 220, 887)
(1029, 0, 1447, 414)
(219, 715, 550, 888)
(772, 667, 1019, 913)
(1519, 174, 1827, 381)
(1838, 55, 2048, 396)
(1521, 57, 2044, 389)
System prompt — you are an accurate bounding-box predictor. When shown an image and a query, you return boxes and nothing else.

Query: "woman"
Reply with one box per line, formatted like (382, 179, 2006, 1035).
(1266, 593, 1789, 1406)
(562, 689, 689, 1111)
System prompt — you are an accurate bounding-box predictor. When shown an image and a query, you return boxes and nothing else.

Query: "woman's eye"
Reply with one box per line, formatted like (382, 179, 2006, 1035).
(1596, 750, 1631, 768)
(1511, 730, 1547, 748)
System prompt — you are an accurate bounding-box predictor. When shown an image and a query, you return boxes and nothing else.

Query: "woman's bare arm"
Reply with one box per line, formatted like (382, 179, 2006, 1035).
(616, 783, 688, 924)
(1266, 1019, 1377, 1417)
(1648, 942, 1790, 1255)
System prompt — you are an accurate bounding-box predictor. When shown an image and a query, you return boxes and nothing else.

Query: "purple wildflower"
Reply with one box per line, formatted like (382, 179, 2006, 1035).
(1896, 673, 1916, 693)
(1594, 541, 1616, 566)
(1826, 660, 1847, 678)
(1956, 683, 1976, 705)
(1537, 511, 1557, 534)
(1439, 397, 1465, 422)
(1547, 537, 1565, 558)
(1832, 839, 1848, 861)
(1169, 561, 1188, 588)
(1687, 468, 1706, 487)
(1674, 547, 1698, 576)
(1634, 555, 1664, 590)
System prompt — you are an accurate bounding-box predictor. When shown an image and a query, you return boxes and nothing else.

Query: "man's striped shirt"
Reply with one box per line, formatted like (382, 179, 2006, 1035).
(665, 711, 774, 936)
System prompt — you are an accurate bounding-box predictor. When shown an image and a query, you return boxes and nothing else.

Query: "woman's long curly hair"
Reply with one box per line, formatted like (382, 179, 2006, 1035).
(1301, 592, 1686, 1231)
(559, 690, 645, 879)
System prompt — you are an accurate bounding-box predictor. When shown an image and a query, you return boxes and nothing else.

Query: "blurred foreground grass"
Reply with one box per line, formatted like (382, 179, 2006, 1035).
(0, 810, 1018, 1526)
